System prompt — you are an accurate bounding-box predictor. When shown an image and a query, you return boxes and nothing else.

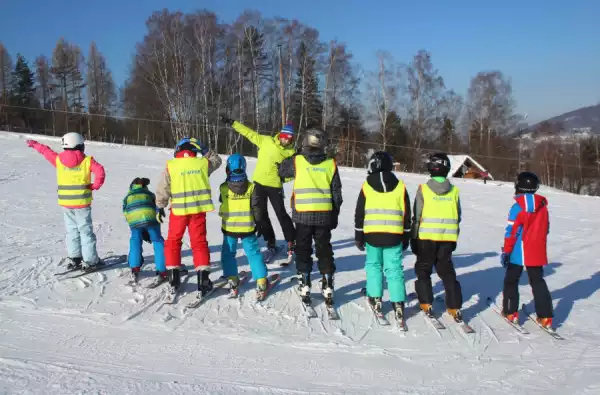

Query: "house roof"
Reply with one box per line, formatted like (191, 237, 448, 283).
(447, 155, 493, 180)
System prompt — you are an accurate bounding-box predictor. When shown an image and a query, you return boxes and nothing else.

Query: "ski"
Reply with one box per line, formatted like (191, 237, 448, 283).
(521, 303, 565, 340)
(406, 292, 445, 330)
(145, 275, 168, 289)
(486, 297, 529, 334)
(291, 278, 318, 318)
(279, 249, 294, 267)
(256, 273, 281, 302)
(325, 304, 340, 320)
(184, 277, 229, 309)
(57, 255, 127, 279)
(361, 288, 390, 326)
(163, 272, 192, 304)
(395, 311, 408, 331)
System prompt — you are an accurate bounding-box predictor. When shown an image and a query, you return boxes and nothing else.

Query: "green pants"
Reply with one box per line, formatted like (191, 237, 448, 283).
(365, 243, 406, 302)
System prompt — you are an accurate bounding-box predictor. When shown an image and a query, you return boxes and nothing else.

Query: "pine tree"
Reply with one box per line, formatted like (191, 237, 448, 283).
(10, 54, 38, 127)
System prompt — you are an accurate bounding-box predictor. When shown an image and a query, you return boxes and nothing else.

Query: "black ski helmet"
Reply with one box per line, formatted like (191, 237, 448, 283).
(515, 171, 540, 193)
(302, 128, 327, 151)
(427, 152, 451, 177)
(368, 151, 393, 174)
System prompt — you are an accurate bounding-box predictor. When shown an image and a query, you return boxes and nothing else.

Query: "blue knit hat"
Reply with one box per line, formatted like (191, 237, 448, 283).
(280, 123, 295, 139)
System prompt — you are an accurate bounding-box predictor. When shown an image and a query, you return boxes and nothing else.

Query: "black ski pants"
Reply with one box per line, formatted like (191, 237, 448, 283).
(414, 240, 463, 309)
(254, 182, 295, 244)
(295, 224, 335, 276)
(503, 263, 553, 318)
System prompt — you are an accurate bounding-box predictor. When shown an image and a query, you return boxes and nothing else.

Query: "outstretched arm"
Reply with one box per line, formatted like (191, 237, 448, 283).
(26, 140, 58, 167)
(232, 121, 266, 147)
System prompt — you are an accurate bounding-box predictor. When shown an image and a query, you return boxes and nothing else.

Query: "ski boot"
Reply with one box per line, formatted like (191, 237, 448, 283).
(65, 257, 82, 270)
(503, 311, 519, 324)
(447, 308, 464, 323)
(368, 296, 384, 314)
(81, 258, 101, 272)
(198, 270, 213, 297)
(420, 303, 435, 318)
(129, 266, 141, 284)
(285, 241, 295, 264)
(392, 301, 405, 320)
(256, 277, 268, 301)
(298, 272, 312, 305)
(320, 273, 334, 307)
(536, 317, 553, 330)
(146, 271, 167, 289)
(167, 268, 181, 296)
(227, 275, 240, 298)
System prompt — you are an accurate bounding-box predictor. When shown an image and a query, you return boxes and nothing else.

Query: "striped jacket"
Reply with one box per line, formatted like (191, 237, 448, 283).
(123, 185, 160, 228)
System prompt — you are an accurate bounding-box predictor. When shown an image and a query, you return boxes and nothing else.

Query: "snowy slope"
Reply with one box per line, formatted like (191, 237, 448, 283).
(1, 131, 600, 394)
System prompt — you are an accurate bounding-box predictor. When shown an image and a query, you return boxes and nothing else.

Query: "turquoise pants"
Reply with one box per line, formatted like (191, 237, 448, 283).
(365, 243, 406, 303)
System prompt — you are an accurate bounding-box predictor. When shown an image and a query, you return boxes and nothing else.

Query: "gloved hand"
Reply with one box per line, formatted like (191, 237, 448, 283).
(26, 139, 37, 148)
(410, 239, 419, 255)
(355, 240, 365, 251)
(500, 251, 510, 267)
(220, 115, 234, 126)
(156, 208, 166, 224)
(141, 229, 151, 243)
(331, 211, 339, 230)
(451, 242, 457, 252)
(402, 238, 409, 252)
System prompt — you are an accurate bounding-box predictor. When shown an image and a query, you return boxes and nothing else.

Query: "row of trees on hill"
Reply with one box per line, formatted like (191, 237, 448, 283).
(1, 8, 599, 195)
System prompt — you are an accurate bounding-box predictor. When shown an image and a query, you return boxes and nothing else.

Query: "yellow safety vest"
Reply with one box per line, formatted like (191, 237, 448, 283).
(362, 181, 406, 234)
(167, 157, 214, 215)
(56, 156, 92, 206)
(418, 183, 459, 242)
(292, 155, 335, 212)
(219, 182, 255, 233)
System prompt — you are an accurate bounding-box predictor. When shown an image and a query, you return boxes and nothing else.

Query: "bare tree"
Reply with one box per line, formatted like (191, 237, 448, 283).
(87, 42, 117, 140)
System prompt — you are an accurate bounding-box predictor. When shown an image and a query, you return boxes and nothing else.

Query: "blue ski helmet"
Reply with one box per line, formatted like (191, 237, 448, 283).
(174, 137, 207, 157)
(226, 153, 247, 182)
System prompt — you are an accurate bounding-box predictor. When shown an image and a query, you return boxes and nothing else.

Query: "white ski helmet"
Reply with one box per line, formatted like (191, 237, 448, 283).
(61, 132, 85, 150)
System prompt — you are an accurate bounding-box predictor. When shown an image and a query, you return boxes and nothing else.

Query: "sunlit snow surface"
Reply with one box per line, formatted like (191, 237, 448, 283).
(1, 131, 599, 394)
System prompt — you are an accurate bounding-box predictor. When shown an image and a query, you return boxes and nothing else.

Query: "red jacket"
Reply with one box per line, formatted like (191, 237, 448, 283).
(503, 193, 549, 267)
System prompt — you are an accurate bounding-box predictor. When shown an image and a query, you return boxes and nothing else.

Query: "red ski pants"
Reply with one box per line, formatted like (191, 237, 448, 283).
(165, 212, 210, 270)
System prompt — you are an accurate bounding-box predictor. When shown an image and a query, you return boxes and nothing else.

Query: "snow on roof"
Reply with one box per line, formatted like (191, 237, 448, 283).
(448, 154, 493, 180)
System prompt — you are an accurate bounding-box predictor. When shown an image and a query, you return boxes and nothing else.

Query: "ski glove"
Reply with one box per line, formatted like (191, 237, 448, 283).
(141, 229, 151, 243)
(355, 240, 365, 252)
(26, 139, 37, 148)
(410, 239, 419, 256)
(500, 252, 510, 267)
(156, 208, 166, 224)
(220, 115, 234, 126)
(451, 242, 457, 252)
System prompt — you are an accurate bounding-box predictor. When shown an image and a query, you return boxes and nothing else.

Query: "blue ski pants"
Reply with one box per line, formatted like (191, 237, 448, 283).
(63, 207, 99, 263)
(128, 225, 166, 273)
(365, 243, 406, 303)
(221, 235, 267, 280)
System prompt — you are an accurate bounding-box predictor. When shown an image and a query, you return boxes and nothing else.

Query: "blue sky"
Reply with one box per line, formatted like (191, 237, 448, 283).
(1, 0, 599, 123)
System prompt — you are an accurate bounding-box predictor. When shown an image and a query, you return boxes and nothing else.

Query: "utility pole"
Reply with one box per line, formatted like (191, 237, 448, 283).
(277, 44, 285, 127)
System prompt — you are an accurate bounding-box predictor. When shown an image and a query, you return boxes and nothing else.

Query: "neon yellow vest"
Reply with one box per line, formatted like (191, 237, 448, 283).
(362, 181, 406, 234)
(219, 182, 255, 233)
(167, 157, 214, 215)
(418, 183, 459, 242)
(292, 155, 335, 212)
(56, 156, 92, 206)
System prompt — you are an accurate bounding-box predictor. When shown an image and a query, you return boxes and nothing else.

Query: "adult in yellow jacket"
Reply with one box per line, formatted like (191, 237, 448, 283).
(221, 116, 296, 260)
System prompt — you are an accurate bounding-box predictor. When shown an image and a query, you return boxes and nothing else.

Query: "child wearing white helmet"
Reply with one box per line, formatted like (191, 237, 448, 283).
(26, 132, 106, 271)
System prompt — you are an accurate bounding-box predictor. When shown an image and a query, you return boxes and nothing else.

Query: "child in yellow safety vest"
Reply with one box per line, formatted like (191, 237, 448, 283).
(354, 152, 412, 322)
(26, 133, 106, 271)
(219, 154, 277, 301)
(410, 152, 464, 323)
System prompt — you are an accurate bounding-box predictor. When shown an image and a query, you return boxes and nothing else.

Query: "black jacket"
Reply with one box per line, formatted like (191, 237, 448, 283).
(278, 149, 343, 227)
(354, 171, 412, 247)
(219, 179, 262, 239)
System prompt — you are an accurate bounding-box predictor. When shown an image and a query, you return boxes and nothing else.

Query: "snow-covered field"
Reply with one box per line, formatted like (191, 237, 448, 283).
(1, 131, 599, 394)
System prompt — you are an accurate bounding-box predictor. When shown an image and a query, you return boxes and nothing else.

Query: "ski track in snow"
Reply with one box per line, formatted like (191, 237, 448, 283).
(1, 131, 600, 393)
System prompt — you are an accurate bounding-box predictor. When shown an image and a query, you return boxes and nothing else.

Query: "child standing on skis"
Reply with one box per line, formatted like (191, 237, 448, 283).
(155, 137, 222, 298)
(221, 116, 296, 261)
(219, 154, 273, 300)
(501, 171, 554, 330)
(122, 177, 167, 286)
(354, 152, 411, 322)
(26, 133, 105, 271)
(278, 128, 342, 309)
(411, 152, 464, 322)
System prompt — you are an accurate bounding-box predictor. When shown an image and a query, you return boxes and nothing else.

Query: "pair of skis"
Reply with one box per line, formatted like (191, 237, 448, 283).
(361, 288, 407, 331)
(291, 277, 339, 320)
(486, 297, 564, 340)
(54, 254, 128, 279)
(405, 292, 475, 334)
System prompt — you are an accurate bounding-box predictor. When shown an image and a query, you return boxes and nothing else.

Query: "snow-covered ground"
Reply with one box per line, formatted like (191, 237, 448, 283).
(1, 131, 599, 394)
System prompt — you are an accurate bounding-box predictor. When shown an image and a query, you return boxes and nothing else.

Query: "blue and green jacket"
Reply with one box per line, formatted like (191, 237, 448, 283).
(123, 185, 160, 228)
